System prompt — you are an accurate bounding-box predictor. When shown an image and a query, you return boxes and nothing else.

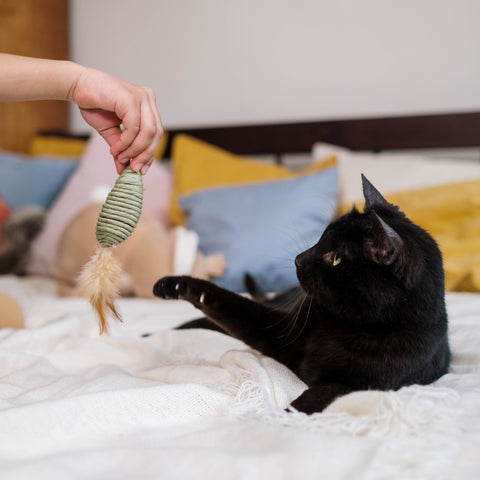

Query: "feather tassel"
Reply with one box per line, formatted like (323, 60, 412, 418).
(79, 247, 122, 335)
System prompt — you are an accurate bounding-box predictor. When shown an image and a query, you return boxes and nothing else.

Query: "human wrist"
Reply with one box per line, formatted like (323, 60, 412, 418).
(56, 60, 85, 102)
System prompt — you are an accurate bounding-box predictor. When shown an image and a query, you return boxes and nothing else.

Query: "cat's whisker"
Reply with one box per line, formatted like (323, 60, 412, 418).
(268, 291, 305, 330)
(283, 310, 301, 339)
(286, 294, 313, 347)
(279, 292, 308, 340)
(286, 289, 307, 313)
(267, 290, 302, 330)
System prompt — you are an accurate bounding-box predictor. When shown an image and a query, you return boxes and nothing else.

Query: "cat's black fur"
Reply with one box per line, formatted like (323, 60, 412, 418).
(153, 175, 450, 413)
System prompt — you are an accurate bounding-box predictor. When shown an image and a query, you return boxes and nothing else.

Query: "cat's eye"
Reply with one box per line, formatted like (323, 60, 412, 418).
(333, 253, 342, 266)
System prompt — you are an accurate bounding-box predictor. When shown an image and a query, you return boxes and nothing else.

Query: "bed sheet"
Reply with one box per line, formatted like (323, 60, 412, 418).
(0, 275, 479, 479)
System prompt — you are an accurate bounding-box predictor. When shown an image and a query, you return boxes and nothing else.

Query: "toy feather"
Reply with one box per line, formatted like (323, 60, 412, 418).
(79, 166, 143, 334)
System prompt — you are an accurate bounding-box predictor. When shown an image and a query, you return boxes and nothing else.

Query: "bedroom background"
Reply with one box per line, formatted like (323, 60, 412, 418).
(69, 0, 480, 131)
(1, 0, 479, 150)
(2, 2, 480, 478)
(1, 0, 480, 292)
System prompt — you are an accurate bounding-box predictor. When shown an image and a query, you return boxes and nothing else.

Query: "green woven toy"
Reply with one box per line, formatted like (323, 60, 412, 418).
(79, 166, 143, 334)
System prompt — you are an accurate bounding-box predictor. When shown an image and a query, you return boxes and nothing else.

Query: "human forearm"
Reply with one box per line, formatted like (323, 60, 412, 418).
(0, 53, 82, 102)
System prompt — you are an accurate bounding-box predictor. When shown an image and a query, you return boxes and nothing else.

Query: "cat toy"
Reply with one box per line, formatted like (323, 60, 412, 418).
(79, 166, 143, 334)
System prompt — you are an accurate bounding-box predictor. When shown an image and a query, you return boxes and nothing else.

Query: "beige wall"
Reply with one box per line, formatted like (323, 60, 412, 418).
(69, 0, 480, 132)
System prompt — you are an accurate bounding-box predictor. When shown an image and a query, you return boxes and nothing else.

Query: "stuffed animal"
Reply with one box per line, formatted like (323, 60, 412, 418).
(53, 202, 226, 299)
(0, 292, 24, 329)
(0, 205, 44, 330)
(0, 206, 46, 275)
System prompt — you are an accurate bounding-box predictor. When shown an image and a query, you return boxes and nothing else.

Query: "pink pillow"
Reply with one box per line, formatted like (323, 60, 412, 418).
(27, 132, 173, 276)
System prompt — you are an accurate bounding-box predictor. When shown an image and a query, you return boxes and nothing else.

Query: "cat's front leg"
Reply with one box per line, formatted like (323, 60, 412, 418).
(153, 275, 265, 321)
(153, 276, 285, 358)
(154, 275, 216, 311)
(290, 384, 353, 414)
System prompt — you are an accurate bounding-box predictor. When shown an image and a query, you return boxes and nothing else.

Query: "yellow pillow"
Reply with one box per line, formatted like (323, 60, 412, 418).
(170, 134, 336, 225)
(29, 135, 88, 158)
(154, 131, 168, 160)
(30, 131, 168, 160)
(341, 179, 480, 292)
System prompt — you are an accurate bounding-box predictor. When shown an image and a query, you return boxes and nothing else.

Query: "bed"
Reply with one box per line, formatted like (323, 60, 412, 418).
(1, 111, 480, 479)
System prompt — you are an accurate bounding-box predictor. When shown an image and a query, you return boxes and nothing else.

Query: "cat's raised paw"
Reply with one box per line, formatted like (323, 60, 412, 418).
(153, 276, 208, 308)
(153, 276, 187, 299)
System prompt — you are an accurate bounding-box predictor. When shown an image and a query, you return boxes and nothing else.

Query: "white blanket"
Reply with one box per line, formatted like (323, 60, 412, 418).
(0, 275, 479, 479)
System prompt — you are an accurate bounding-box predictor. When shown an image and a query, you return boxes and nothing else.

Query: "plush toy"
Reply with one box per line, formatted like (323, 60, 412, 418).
(0, 206, 46, 275)
(0, 292, 24, 329)
(53, 173, 226, 334)
(0, 203, 43, 330)
(0, 292, 25, 328)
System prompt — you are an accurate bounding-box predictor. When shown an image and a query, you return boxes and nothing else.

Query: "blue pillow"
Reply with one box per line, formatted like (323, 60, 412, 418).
(0, 152, 79, 210)
(179, 168, 338, 292)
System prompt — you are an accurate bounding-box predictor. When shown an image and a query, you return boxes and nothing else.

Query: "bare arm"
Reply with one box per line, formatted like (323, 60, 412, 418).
(0, 54, 163, 174)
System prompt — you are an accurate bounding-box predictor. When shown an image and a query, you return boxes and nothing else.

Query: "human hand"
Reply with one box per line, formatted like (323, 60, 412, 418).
(70, 67, 163, 174)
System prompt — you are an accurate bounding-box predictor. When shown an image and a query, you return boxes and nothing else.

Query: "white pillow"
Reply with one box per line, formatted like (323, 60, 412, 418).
(312, 142, 480, 205)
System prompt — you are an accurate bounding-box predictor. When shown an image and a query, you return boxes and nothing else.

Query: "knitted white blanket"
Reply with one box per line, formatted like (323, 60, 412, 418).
(0, 275, 479, 479)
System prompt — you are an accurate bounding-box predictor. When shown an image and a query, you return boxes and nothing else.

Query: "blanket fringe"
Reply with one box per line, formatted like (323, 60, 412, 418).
(78, 247, 122, 335)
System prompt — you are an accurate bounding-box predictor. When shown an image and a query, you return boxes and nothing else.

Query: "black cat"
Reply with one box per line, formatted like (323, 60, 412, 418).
(153, 175, 450, 413)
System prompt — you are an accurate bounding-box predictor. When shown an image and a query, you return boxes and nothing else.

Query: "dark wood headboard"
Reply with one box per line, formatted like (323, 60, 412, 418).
(164, 111, 480, 159)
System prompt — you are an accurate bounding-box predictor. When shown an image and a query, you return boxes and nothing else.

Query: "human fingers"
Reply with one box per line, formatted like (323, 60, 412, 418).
(102, 126, 130, 173)
(109, 105, 140, 160)
(117, 94, 163, 173)
(110, 86, 157, 160)
(129, 102, 164, 173)
(149, 89, 163, 140)
(132, 98, 164, 174)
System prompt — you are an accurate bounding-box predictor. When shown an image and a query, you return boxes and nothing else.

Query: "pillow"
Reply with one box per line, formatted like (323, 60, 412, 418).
(180, 167, 338, 292)
(385, 180, 480, 292)
(29, 133, 88, 157)
(312, 142, 480, 207)
(29, 130, 169, 160)
(154, 131, 169, 160)
(0, 151, 79, 210)
(171, 134, 336, 225)
(26, 132, 173, 276)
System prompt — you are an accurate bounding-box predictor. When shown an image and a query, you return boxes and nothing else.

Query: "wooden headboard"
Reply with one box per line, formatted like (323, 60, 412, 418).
(164, 111, 480, 159)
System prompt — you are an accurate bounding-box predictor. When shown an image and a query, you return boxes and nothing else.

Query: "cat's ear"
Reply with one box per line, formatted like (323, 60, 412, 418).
(366, 210, 404, 265)
(362, 174, 392, 210)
